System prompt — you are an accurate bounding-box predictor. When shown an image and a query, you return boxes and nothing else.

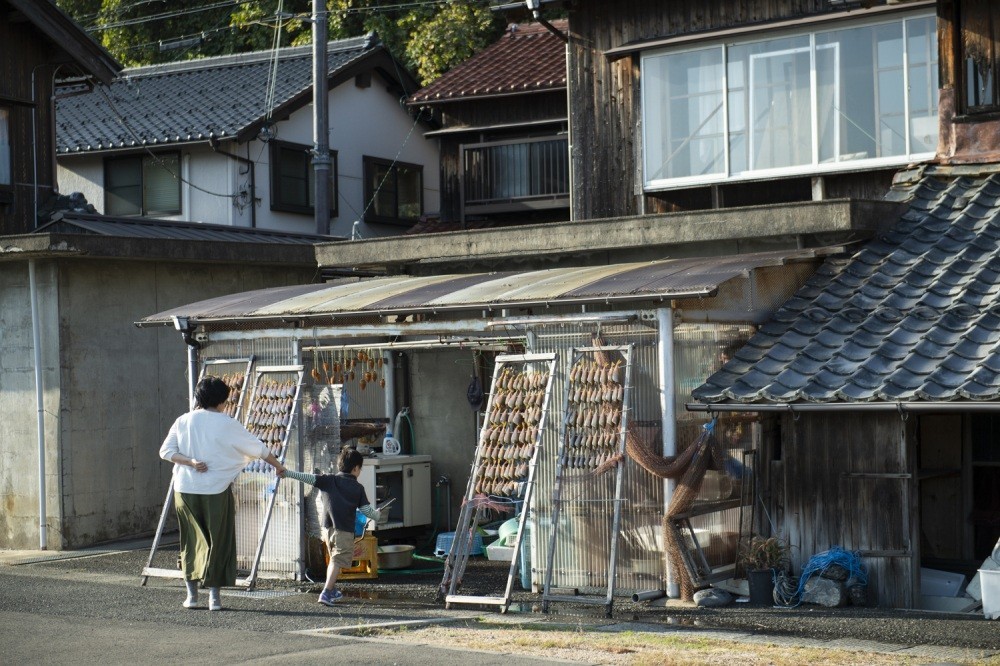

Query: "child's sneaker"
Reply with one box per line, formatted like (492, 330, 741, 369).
(317, 589, 343, 606)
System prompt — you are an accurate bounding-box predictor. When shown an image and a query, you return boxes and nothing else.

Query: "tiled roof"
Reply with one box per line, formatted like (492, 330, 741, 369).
(693, 173, 1000, 404)
(56, 35, 385, 154)
(407, 20, 567, 104)
(36, 212, 334, 244)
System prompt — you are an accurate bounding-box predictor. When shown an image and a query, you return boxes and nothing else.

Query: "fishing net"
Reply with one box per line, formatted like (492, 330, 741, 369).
(628, 420, 728, 600)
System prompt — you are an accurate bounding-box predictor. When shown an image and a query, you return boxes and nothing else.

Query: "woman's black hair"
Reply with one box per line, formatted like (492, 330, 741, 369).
(194, 375, 230, 409)
(338, 446, 364, 473)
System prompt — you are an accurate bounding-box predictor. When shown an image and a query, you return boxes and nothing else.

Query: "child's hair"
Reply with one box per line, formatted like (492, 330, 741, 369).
(338, 447, 363, 473)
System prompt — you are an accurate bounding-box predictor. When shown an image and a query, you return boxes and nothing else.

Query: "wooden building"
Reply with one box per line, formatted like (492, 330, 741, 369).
(693, 0, 1000, 609)
(0, 0, 119, 235)
(566, 0, 932, 219)
(407, 21, 569, 227)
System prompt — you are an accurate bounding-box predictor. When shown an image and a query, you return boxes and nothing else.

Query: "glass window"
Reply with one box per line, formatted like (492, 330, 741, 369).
(105, 153, 180, 217)
(960, 0, 1000, 113)
(643, 46, 725, 181)
(0, 107, 10, 189)
(641, 12, 938, 189)
(269, 140, 338, 216)
(363, 156, 423, 225)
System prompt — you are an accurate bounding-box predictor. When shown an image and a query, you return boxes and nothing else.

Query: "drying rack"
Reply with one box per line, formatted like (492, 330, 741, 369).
(541, 344, 634, 616)
(142, 357, 254, 586)
(141, 361, 304, 590)
(438, 352, 557, 612)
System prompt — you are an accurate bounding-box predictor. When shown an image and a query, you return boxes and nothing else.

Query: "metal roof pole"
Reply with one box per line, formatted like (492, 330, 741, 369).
(312, 0, 331, 236)
(657, 307, 678, 598)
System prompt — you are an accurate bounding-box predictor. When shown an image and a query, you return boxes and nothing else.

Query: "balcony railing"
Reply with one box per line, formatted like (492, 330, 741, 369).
(462, 136, 569, 214)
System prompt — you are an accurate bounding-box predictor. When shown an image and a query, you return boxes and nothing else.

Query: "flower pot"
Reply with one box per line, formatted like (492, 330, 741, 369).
(747, 568, 775, 606)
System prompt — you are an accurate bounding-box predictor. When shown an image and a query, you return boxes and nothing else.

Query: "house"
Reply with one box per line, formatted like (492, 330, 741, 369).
(0, 0, 119, 235)
(406, 20, 569, 228)
(303, 0, 970, 608)
(691, 0, 1000, 609)
(55, 35, 440, 239)
(140, 1, 950, 606)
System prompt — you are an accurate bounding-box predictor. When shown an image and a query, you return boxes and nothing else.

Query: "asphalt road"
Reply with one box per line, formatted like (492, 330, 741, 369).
(1, 540, 998, 665)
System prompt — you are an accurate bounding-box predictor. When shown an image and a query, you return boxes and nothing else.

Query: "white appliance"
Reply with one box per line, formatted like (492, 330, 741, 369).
(358, 454, 432, 530)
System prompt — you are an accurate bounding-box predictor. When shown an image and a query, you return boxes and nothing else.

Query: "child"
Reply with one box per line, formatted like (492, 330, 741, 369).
(280, 447, 379, 605)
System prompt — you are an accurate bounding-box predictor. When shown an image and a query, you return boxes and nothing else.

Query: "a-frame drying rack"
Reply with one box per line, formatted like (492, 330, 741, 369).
(438, 352, 557, 612)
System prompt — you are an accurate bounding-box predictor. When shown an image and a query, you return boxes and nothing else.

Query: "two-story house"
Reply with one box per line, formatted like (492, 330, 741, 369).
(55, 35, 440, 238)
(0, 0, 119, 235)
(406, 20, 569, 228)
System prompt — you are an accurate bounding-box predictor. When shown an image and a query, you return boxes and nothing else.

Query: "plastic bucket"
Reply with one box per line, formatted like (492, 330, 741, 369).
(981, 569, 1000, 620)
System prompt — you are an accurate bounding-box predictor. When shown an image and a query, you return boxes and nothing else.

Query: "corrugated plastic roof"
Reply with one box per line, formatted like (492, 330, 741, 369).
(56, 35, 385, 153)
(36, 213, 334, 244)
(407, 21, 567, 104)
(693, 173, 1000, 405)
(139, 247, 838, 326)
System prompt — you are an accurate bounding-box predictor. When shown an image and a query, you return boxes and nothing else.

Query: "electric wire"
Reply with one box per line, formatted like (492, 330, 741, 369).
(94, 83, 237, 199)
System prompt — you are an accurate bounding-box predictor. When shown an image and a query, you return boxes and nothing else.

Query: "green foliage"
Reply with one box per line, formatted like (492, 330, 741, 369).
(400, 2, 501, 84)
(59, 0, 512, 84)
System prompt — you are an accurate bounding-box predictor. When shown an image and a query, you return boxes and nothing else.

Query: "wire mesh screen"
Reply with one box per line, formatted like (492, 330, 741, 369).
(525, 318, 761, 595)
(308, 347, 388, 423)
(526, 319, 663, 594)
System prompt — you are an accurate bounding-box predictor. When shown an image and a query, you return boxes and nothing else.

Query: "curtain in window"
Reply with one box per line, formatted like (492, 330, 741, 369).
(143, 154, 180, 215)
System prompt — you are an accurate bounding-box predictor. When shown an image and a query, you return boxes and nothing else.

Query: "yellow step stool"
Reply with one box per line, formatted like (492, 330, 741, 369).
(335, 534, 379, 580)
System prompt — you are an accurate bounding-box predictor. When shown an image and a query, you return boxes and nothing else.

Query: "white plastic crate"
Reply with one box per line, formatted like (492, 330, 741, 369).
(486, 542, 516, 562)
(920, 567, 965, 597)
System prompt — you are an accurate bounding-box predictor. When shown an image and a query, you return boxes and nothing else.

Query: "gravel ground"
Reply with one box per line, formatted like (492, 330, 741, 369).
(21, 541, 1000, 653)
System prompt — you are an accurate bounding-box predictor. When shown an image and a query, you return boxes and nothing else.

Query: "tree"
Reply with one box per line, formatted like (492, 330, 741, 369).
(59, 0, 515, 83)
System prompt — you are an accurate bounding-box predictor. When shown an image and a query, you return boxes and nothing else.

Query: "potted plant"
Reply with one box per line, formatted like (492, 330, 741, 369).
(741, 535, 790, 606)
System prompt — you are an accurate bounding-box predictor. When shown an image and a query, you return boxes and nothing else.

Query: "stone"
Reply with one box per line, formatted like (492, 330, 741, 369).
(821, 564, 849, 581)
(848, 584, 868, 606)
(694, 588, 734, 608)
(801, 576, 848, 607)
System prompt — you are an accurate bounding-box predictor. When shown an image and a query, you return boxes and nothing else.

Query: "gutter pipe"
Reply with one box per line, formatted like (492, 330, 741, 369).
(657, 307, 678, 598)
(29, 260, 47, 550)
(687, 401, 1000, 414)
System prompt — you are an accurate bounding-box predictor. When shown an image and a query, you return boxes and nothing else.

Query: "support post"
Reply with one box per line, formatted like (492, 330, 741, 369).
(312, 0, 331, 235)
(657, 307, 678, 598)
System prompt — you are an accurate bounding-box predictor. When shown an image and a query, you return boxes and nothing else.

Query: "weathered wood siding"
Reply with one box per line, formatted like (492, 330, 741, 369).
(432, 92, 567, 222)
(0, 11, 59, 234)
(778, 412, 915, 608)
(568, 0, 867, 220)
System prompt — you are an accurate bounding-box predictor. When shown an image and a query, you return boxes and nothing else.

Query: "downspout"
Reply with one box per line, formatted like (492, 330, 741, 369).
(29, 260, 47, 550)
(171, 317, 200, 408)
(209, 138, 256, 228)
(657, 307, 678, 597)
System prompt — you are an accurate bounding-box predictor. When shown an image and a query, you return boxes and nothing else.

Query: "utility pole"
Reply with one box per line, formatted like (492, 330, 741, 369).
(312, 0, 331, 235)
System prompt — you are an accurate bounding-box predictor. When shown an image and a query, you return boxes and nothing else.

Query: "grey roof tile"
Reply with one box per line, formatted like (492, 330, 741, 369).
(56, 35, 392, 153)
(692, 172, 1000, 406)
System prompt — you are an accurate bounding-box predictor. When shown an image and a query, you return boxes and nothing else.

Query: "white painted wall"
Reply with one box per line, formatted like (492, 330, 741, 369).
(56, 70, 440, 238)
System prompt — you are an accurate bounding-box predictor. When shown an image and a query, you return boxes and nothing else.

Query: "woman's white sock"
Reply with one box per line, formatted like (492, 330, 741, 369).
(208, 587, 222, 610)
(183, 580, 199, 608)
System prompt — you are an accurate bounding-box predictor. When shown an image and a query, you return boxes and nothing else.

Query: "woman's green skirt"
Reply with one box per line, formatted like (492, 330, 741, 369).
(174, 486, 236, 588)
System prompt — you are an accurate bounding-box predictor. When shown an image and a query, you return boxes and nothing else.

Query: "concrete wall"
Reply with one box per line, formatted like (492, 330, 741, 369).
(0, 256, 314, 549)
(405, 348, 480, 532)
(0, 261, 62, 549)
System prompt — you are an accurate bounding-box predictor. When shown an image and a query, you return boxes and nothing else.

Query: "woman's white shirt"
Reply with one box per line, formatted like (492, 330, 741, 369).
(159, 410, 269, 494)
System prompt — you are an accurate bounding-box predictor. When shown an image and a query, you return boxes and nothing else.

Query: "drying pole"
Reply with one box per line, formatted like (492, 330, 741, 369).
(312, 0, 331, 235)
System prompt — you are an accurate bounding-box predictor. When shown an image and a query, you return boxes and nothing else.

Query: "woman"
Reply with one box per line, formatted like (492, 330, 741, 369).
(160, 375, 285, 611)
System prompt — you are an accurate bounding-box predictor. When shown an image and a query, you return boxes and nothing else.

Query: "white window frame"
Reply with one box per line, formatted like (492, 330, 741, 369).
(640, 10, 937, 191)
